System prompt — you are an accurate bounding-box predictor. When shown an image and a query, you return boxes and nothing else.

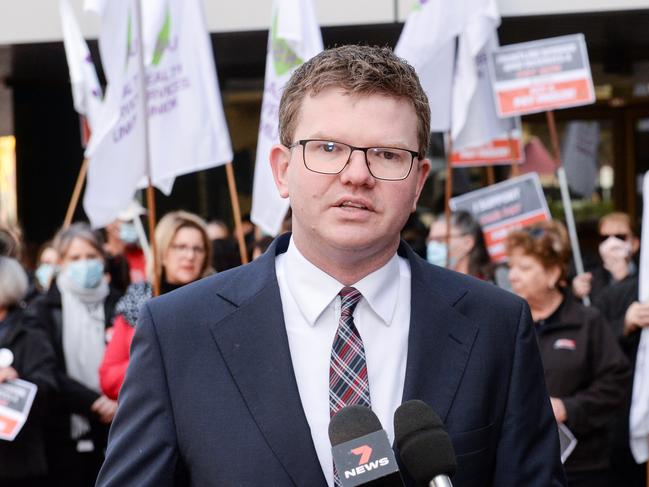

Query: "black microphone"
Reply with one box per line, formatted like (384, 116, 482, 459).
(328, 405, 405, 487)
(393, 400, 457, 487)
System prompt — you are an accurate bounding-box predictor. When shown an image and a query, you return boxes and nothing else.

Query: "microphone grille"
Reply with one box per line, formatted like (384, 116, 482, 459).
(328, 405, 382, 446)
(394, 400, 457, 483)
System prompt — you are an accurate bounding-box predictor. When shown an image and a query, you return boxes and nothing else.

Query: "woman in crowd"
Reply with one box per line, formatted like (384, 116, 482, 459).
(99, 211, 212, 400)
(505, 221, 630, 487)
(427, 210, 494, 281)
(0, 256, 57, 487)
(34, 240, 58, 293)
(25, 223, 122, 487)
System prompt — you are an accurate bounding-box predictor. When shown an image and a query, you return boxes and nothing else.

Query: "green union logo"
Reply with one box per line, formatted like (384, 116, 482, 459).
(152, 7, 171, 66)
(271, 13, 302, 76)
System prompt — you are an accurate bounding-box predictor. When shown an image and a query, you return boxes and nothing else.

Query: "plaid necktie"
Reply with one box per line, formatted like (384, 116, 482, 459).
(330, 287, 370, 485)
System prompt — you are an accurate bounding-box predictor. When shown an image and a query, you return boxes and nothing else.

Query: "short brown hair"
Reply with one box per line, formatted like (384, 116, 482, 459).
(505, 221, 571, 284)
(151, 211, 213, 281)
(279, 45, 431, 159)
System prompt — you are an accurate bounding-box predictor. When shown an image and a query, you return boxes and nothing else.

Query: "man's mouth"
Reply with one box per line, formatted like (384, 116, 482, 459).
(339, 201, 369, 210)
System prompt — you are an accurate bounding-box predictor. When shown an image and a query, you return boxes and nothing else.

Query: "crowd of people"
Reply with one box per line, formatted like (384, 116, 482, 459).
(0, 206, 646, 486)
(0, 43, 646, 487)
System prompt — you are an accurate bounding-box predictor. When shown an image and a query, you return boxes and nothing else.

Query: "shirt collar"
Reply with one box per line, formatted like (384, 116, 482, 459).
(284, 237, 400, 327)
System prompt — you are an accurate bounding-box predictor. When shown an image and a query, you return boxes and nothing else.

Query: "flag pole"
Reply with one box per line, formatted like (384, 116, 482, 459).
(546, 110, 589, 306)
(445, 134, 454, 267)
(486, 165, 495, 185)
(64, 158, 89, 228)
(134, 0, 160, 297)
(225, 162, 249, 264)
(508, 129, 519, 178)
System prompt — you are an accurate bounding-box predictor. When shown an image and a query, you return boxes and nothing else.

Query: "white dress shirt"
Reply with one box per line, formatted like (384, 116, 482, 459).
(275, 238, 411, 487)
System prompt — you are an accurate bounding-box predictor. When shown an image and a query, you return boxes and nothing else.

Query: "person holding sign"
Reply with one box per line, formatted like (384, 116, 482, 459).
(0, 257, 57, 487)
(506, 221, 630, 487)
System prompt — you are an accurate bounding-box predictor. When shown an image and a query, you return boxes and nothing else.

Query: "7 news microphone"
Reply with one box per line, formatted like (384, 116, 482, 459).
(328, 405, 405, 486)
(393, 400, 457, 487)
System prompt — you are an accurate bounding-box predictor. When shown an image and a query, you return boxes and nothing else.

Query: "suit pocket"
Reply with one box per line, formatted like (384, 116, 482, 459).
(450, 422, 495, 457)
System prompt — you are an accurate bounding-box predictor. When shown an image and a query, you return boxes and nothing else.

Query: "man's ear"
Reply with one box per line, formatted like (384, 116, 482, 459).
(412, 158, 431, 212)
(269, 144, 291, 199)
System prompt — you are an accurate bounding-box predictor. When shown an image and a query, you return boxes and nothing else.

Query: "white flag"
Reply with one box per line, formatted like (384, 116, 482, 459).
(630, 171, 649, 464)
(138, 0, 233, 194)
(250, 0, 323, 236)
(451, 0, 514, 151)
(83, 0, 147, 229)
(59, 0, 103, 129)
(395, 0, 463, 132)
(83, 0, 233, 228)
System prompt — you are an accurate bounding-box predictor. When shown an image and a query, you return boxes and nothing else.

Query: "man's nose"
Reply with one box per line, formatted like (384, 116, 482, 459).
(339, 149, 375, 186)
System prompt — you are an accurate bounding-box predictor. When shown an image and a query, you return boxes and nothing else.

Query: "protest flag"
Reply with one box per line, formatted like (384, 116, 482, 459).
(394, 0, 462, 133)
(250, 0, 323, 236)
(82, 0, 147, 230)
(59, 0, 105, 227)
(451, 0, 514, 152)
(60, 0, 103, 130)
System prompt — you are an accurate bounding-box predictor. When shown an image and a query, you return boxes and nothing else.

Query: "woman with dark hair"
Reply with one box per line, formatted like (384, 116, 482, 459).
(506, 220, 630, 487)
(25, 223, 122, 487)
(427, 210, 493, 281)
(99, 211, 212, 400)
(0, 257, 57, 487)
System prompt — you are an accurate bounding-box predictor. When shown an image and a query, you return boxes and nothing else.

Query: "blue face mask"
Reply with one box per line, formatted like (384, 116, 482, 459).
(427, 241, 448, 267)
(35, 263, 57, 290)
(119, 222, 139, 244)
(64, 259, 104, 289)
(427, 241, 460, 269)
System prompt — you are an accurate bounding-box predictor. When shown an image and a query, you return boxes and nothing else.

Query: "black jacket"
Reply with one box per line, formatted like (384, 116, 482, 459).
(535, 294, 631, 474)
(0, 307, 57, 480)
(23, 282, 121, 449)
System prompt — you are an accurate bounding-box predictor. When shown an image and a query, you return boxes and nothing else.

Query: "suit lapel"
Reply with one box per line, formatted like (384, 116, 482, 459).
(401, 248, 479, 423)
(208, 235, 327, 487)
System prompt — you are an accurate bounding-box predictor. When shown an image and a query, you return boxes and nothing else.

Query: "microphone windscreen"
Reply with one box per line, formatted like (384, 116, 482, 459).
(329, 405, 383, 446)
(393, 400, 457, 484)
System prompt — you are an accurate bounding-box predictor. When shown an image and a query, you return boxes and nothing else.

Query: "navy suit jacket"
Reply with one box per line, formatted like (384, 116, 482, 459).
(96, 234, 565, 486)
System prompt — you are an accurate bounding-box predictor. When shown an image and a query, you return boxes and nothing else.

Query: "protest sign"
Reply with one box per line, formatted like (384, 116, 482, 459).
(449, 173, 551, 262)
(450, 126, 523, 168)
(0, 379, 37, 442)
(489, 34, 595, 117)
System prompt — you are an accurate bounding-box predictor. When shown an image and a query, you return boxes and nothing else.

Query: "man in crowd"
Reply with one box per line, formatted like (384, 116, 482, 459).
(573, 212, 639, 301)
(96, 45, 564, 486)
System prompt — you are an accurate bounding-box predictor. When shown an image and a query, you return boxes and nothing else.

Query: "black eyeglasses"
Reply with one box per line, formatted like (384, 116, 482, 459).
(287, 139, 419, 181)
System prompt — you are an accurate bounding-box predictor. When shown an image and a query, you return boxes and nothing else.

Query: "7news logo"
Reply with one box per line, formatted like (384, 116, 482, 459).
(343, 444, 391, 479)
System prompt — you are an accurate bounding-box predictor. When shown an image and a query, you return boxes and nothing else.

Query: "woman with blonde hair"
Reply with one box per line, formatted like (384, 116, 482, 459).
(505, 220, 630, 487)
(99, 210, 212, 400)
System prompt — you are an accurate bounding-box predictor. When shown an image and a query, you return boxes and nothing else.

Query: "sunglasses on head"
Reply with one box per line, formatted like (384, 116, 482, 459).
(599, 233, 629, 243)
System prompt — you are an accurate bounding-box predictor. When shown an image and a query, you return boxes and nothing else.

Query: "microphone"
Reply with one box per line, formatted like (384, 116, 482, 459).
(328, 405, 405, 487)
(393, 400, 457, 487)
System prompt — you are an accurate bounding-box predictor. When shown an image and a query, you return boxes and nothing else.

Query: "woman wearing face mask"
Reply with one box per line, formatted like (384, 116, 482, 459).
(24, 223, 122, 487)
(426, 211, 493, 281)
(34, 241, 59, 293)
(505, 221, 630, 487)
(99, 211, 213, 400)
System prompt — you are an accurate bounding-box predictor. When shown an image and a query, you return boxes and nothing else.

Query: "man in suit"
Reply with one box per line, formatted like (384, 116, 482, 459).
(96, 45, 565, 486)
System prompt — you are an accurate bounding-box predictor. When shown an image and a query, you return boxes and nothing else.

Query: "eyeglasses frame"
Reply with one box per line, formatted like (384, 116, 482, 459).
(287, 139, 420, 181)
